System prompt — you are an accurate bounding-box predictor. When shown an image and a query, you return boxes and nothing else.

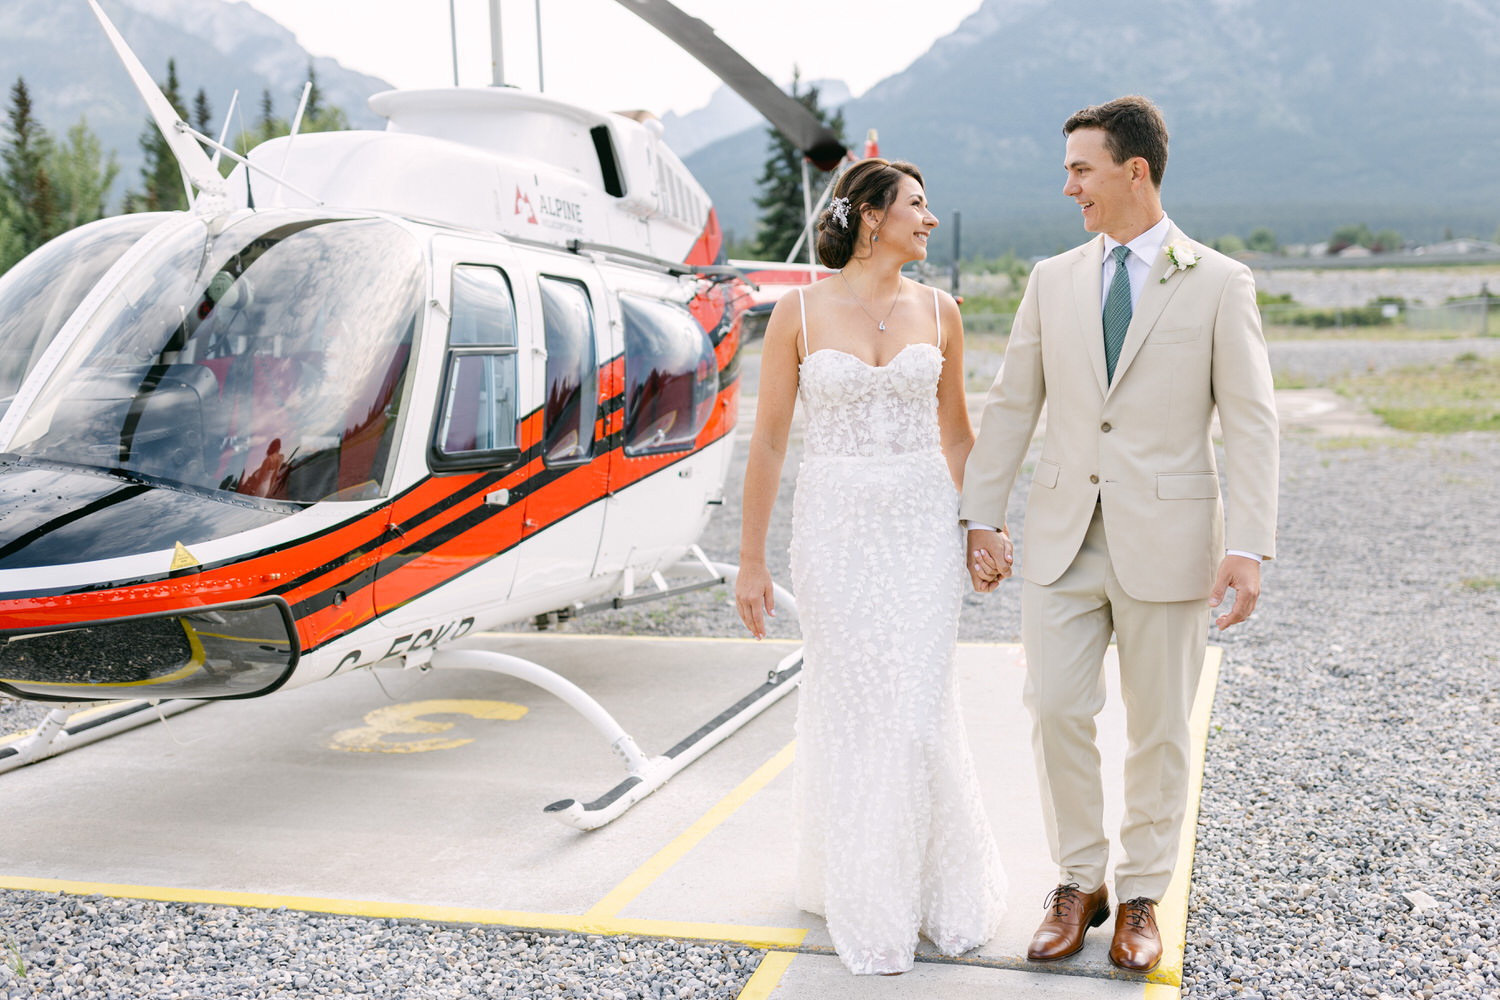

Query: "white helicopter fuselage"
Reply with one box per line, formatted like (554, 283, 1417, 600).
(0, 87, 747, 705)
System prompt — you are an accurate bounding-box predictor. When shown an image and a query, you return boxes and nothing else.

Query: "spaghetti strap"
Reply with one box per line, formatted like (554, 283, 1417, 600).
(797, 287, 809, 357)
(932, 287, 942, 348)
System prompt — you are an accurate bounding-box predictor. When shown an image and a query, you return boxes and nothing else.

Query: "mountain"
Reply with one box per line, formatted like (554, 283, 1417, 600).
(660, 78, 852, 160)
(687, 0, 1500, 257)
(0, 0, 391, 208)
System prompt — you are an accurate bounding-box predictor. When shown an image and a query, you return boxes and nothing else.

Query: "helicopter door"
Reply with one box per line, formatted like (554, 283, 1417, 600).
(510, 271, 609, 601)
(375, 256, 532, 631)
(593, 292, 721, 580)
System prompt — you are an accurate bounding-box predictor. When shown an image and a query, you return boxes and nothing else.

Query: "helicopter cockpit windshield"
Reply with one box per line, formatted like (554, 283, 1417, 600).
(3, 213, 425, 503)
(0, 211, 172, 419)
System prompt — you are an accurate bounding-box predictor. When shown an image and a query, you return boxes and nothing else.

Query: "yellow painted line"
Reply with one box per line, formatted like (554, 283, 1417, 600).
(0, 876, 804, 948)
(737, 950, 797, 999)
(1144, 983, 1182, 999)
(1145, 644, 1223, 990)
(595, 918, 803, 950)
(587, 739, 799, 921)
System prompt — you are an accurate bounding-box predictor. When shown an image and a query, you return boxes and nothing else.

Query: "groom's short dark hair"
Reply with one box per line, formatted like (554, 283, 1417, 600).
(1063, 96, 1169, 188)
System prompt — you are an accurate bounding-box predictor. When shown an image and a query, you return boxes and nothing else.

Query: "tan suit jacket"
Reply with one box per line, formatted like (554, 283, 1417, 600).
(960, 225, 1279, 603)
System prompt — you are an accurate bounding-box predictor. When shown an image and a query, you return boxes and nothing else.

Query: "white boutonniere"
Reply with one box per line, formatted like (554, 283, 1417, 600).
(1161, 240, 1200, 283)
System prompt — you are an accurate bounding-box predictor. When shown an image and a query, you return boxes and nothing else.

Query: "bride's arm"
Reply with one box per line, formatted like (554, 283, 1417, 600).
(736, 293, 801, 639)
(936, 291, 975, 490)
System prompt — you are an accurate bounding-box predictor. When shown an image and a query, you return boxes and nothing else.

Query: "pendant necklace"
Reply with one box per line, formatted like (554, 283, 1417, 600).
(840, 271, 902, 331)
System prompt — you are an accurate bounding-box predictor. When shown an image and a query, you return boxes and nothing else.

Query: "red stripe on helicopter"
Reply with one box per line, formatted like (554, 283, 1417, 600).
(0, 334, 741, 655)
(683, 207, 725, 268)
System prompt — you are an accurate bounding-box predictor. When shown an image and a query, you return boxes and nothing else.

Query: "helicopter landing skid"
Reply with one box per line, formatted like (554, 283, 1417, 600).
(0, 698, 207, 775)
(428, 643, 802, 831)
(427, 548, 803, 830)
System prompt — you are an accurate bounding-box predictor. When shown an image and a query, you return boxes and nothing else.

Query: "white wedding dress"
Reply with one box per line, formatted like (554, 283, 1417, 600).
(788, 288, 1007, 975)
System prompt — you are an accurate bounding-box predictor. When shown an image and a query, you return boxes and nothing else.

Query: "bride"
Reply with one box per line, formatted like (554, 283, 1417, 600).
(736, 158, 1008, 975)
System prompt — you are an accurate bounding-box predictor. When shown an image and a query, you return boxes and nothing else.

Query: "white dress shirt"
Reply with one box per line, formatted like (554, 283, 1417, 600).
(1101, 214, 1172, 312)
(969, 214, 1262, 563)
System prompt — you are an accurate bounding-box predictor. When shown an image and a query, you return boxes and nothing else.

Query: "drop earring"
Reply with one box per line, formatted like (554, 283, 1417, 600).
(873, 232, 879, 244)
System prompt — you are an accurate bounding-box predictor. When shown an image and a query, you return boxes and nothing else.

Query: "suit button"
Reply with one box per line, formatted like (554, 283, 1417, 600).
(1089, 474, 1100, 484)
(1101, 422, 1112, 432)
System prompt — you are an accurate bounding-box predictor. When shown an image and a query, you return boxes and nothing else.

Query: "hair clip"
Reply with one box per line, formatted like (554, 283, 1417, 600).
(830, 196, 851, 230)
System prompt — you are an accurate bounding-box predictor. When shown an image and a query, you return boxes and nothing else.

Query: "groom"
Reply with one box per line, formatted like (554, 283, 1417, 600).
(961, 96, 1279, 973)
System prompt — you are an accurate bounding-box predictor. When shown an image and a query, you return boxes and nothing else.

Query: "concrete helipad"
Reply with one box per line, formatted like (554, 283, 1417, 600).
(0, 632, 1219, 999)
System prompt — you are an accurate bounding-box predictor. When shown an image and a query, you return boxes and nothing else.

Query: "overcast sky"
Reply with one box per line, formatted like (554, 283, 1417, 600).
(238, 0, 983, 116)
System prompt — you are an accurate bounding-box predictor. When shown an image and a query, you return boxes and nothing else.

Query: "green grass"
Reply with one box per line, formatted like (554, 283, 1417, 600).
(1262, 323, 1468, 342)
(1312, 435, 1415, 452)
(1332, 356, 1500, 433)
(1461, 576, 1500, 593)
(3, 935, 24, 980)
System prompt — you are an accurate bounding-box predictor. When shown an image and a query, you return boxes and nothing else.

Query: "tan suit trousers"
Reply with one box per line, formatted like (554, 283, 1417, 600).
(1021, 503, 1208, 903)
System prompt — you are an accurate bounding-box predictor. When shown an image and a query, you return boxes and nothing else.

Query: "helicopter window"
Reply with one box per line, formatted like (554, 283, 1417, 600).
(0, 213, 172, 413)
(432, 265, 520, 467)
(4, 215, 425, 504)
(538, 276, 597, 467)
(619, 294, 719, 457)
(590, 126, 625, 199)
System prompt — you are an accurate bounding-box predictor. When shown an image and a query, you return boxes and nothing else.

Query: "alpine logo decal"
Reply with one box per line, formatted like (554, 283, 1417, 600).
(513, 181, 584, 234)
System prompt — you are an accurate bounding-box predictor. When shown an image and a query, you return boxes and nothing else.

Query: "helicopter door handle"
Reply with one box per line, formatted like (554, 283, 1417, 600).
(485, 488, 510, 507)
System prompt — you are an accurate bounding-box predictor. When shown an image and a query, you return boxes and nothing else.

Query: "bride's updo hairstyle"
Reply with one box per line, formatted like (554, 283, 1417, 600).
(815, 157, 924, 269)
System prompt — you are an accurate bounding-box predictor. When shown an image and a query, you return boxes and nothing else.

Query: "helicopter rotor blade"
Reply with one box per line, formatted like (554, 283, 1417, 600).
(610, 0, 849, 171)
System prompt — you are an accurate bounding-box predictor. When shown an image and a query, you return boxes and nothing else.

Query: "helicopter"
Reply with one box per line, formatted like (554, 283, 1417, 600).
(0, 0, 851, 829)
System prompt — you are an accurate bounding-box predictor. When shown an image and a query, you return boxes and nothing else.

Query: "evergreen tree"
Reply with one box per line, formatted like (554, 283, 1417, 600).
(0, 209, 23, 275)
(752, 71, 845, 262)
(0, 81, 116, 274)
(125, 59, 190, 213)
(300, 64, 349, 133)
(1, 77, 57, 251)
(193, 88, 213, 135)
(255, 88, 287, 146)
(235, 71, 352, 153)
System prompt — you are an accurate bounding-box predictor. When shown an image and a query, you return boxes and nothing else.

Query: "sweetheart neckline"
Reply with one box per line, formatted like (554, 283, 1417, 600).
(800, 342, 942, 370)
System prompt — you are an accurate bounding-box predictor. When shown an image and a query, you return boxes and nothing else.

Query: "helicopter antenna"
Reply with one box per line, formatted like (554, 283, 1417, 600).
(279, 81, 313, 174)
(86, 0, 231, 215)
(236, 93, 254, 209)
(448, 0, 460, 86)
(609, 0, 847, 171)
(211, 89, 239, 172)
(489, 0, 506, 86)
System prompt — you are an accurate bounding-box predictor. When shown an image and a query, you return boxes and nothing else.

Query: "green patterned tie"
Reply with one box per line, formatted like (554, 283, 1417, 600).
(1103, 245, 1132, 384)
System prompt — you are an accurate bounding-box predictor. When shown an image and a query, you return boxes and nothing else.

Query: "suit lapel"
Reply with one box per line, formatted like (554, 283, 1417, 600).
(1108, 224, 1191, 395)
(1071, 236, 1108, 398)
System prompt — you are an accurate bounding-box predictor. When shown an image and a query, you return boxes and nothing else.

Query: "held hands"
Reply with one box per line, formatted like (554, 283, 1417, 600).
(736, 562, 776, 639)
(966, 527, 1014, 593)
(1209, 554, 1261, 630)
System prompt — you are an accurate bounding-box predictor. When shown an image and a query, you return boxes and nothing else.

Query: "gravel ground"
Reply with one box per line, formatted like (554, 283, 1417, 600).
(0, 897, 758, 998)
(3, 334, 1498, 997)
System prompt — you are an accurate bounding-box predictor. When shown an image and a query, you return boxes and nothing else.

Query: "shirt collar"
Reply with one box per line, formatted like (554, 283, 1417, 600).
(1103, 214, 1172, 265)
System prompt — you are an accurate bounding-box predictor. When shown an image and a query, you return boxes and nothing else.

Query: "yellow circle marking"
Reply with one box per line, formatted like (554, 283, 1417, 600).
(330, 699, 528, 753)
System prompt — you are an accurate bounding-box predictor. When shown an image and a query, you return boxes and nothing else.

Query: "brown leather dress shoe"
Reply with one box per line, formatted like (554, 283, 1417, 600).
(1027, 882, 1111, 961)
(1109, 897, 1163, 972)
